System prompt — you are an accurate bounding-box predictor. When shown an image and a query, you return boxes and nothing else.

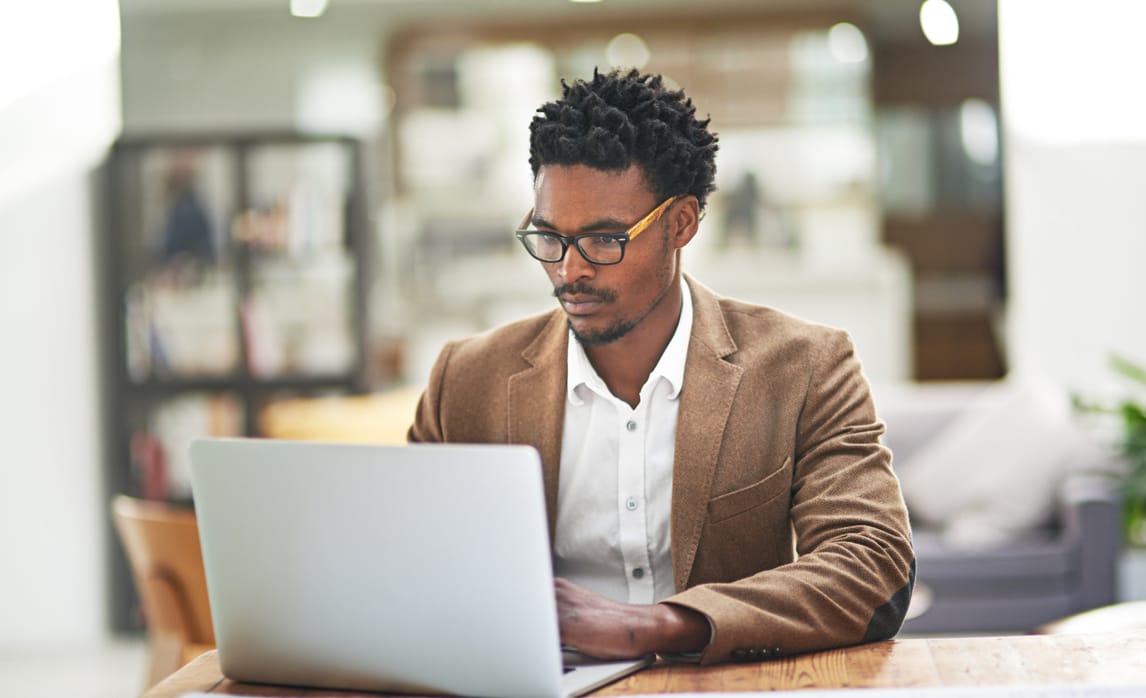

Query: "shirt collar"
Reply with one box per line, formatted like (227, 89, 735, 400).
(566, 277, 694, 406)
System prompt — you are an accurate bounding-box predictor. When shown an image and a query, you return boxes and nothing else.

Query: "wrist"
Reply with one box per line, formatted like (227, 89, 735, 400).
(646, 602, 710, 655)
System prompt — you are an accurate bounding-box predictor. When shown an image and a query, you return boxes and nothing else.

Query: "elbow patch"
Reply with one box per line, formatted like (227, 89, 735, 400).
(862, 557, 916, 642)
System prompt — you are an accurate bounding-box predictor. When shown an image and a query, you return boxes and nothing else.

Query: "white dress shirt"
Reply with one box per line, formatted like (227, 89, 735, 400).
(553, 279, 693, 604)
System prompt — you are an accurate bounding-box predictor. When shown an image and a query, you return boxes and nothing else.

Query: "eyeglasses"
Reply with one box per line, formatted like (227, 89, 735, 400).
(514, 195, 681, 266)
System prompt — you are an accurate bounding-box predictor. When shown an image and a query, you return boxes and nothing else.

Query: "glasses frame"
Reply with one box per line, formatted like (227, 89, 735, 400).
(514, 194, 682, 266)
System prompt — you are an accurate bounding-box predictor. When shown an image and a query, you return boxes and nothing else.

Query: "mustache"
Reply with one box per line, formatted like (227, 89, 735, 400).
(553, 282, 617, 303)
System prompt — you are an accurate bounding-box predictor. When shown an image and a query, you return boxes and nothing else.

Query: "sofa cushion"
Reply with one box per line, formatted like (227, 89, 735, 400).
(895, 377, 1095, 550)
(911, 529, 1076, 586)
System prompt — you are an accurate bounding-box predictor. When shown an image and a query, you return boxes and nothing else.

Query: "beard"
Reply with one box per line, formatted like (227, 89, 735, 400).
(552, 281, 631, 346)
(554, 272, 675, 347)
(569, 318, 638, 346)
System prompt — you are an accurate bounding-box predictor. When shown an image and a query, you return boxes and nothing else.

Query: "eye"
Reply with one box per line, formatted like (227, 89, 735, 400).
(584, 235, 622, 250)
(533, 233, 564, 250)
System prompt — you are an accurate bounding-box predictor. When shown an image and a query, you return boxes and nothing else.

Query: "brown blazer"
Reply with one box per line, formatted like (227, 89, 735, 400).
(409, 276, 914, 664)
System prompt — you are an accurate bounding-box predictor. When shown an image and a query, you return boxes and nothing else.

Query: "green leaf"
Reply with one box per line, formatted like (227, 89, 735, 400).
(1121, 401, 1146, 423)
(1073, 393, 1117, 415)
(1111, 354, 1146, 387)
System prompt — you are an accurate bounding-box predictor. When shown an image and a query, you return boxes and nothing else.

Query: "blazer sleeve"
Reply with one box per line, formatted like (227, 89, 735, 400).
(665, 330, 915, 664)
(406, 340, 455, 444)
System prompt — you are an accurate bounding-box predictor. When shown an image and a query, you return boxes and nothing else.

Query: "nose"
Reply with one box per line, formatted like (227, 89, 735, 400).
(555, 242, 596, 283)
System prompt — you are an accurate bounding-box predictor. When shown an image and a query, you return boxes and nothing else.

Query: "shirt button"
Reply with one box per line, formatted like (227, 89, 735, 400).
(625, 420, 637, 432)
(625, 497, 638, 511)
(632, 567, 644, 579)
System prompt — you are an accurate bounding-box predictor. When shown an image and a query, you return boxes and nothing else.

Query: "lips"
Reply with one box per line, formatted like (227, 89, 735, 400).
(560, 295, 606, 315)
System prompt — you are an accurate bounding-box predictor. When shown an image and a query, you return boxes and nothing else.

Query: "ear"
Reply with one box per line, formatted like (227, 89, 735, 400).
(668, 195, 701, 250)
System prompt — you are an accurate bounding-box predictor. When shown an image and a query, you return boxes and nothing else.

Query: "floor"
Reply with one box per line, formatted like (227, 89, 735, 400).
(0, 635, 149, 698)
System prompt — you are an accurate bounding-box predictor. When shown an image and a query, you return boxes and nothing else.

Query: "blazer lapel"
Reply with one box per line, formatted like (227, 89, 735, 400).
(508, 310, 569, 541)
(672, 277, 743, 591)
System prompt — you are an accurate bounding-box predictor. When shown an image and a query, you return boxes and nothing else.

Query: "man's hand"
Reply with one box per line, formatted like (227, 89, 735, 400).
(554, 577, 711, 659)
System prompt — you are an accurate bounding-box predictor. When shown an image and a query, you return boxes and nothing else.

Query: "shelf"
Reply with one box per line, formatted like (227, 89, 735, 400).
(101, 132, 373, 633)
(126, 374, 361, 394)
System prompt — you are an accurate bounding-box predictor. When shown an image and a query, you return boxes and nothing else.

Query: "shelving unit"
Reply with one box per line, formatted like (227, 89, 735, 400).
(100, 133, 372, 631)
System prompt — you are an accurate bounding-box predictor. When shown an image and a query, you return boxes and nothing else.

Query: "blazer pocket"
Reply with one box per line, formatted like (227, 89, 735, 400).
(707, 457, 792, 523)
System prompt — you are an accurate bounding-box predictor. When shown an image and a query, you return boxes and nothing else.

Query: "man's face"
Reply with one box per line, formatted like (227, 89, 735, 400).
(530, 164, 685, 346)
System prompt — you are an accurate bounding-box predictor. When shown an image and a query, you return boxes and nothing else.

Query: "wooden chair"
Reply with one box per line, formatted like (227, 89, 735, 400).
(259, 386, 423, 444)
(112, 495, 215, 689)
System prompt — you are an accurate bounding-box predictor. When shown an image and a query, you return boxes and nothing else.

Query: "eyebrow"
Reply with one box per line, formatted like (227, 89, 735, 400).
(530, 213, 633, 234)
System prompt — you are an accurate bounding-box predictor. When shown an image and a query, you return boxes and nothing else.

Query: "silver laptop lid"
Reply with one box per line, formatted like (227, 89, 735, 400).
(190, 438, 565, 698)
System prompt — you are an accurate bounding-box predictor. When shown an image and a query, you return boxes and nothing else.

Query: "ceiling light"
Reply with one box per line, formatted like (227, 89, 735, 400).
(291, 0, 330, 18)
(920, 0, 960, 46)
(828, 22, 869, 64)
(959, 98, 998, 165)
(606, 33, 650, 69)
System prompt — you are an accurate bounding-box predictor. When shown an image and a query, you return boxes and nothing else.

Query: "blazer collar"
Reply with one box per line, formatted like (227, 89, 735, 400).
(671, 275, 744, 590)
(509, 310, 568, 539)
(681, 273, 738, 358)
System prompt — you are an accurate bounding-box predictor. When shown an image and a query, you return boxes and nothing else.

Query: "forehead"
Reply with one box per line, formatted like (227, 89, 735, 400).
(533, 164, 657, 222)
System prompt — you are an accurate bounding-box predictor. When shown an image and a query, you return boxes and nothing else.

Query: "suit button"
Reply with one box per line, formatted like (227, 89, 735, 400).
(773, 647, 782, 655)
(758, 648, 770, 658)
(731, 648, 747, 660)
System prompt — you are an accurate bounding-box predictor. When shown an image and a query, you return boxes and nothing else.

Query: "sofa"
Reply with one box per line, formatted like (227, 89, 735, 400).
(876, 380, 1121, 635)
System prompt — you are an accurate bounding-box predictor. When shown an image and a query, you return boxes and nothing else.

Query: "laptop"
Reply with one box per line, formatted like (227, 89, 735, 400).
(189, 438, 652, 698)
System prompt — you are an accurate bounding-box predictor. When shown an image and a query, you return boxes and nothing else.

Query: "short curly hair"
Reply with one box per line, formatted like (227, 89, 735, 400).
(529, 68, 719, 209)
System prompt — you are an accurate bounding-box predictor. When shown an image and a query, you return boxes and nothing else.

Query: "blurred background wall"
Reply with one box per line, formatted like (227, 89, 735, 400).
(1, 0, 1144, 663)
(999, 1, 1146, 391)
(0, 0, 121, 652)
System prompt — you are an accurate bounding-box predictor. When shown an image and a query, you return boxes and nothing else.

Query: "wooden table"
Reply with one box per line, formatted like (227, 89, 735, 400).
(144, 631, 1146, 697)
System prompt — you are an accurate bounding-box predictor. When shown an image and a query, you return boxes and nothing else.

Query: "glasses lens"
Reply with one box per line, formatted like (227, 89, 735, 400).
(521, 232, 564, 262)
(577, 235, 624, 264)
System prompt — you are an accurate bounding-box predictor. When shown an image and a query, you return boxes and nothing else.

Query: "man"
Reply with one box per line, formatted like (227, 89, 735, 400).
(409, 68, 914, 665)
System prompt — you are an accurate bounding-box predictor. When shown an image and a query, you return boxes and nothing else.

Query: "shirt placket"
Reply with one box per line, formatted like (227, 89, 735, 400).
(616, 400, 655, 604)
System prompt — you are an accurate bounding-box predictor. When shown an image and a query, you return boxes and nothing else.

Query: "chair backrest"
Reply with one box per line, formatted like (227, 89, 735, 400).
(112, 495, 214, 645)
(259, 386, 423, 445)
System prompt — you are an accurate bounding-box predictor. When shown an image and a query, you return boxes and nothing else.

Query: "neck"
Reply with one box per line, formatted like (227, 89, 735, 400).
(584, 274, 683, 409)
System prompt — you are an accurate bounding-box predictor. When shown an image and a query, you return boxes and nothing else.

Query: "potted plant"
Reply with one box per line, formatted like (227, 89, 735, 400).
(1076, 355, 1146, 546)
